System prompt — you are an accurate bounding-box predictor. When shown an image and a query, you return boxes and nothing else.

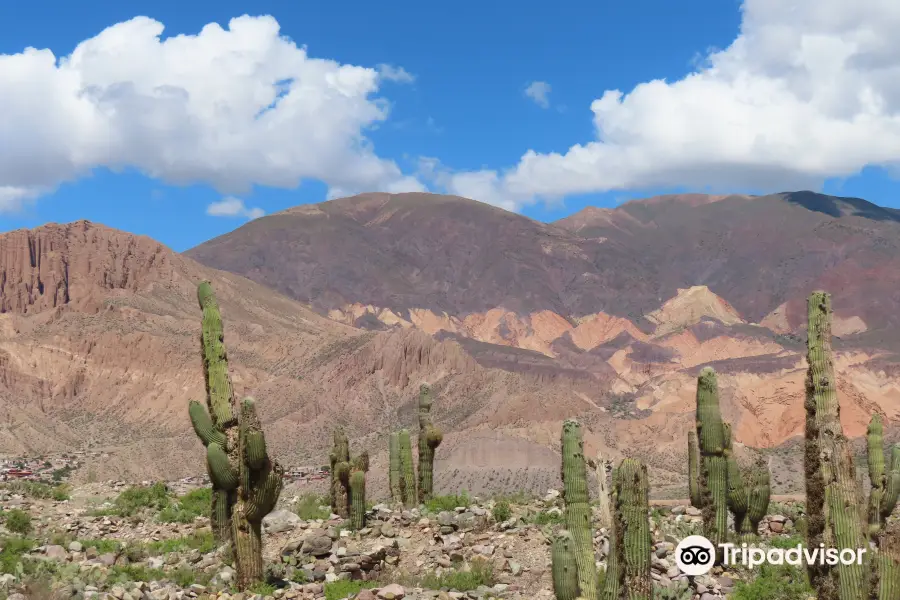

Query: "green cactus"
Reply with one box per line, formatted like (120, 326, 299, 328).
(724, 422, 750, 537)
(417, 383, 443, 502)
(602, 468, 621, 600)
(687, 429, 701, 509)
(611, 458, 652, 600)
(389, 432, 402, 503)
(552, 529, 579, 600)
(803, 291, 869, 600)
(746, 459, 771, 538)
(877, 522, 900, 600)
(349, 470, 366, 530)
(398, 429, 417, 507)
(867, 414, 900, 539)
(561, 419, 598, 600)
(695, 367, 729, 553)
(330, 427, 351, 518)
(192, 281, 283, 591)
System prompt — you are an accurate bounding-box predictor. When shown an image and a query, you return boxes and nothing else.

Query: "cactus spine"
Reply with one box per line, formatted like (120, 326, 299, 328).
(687, 429, 701, 508)
(867, 414, 900, 539)
(389, 432, 402, 503)
(560, 419, 598, 600)
(803, 291, 869, 600)
(417, 383, 443, 502)
(349, 469, 366, 530)
(551, 530, 579, 600)
(613, 459, 652, 600)
(398, 429, 417, 507)
(695, 367, 728, 553)
(192, 281, 283, 590)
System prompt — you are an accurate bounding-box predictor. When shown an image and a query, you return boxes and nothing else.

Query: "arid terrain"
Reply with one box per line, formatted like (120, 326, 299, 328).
(0, 191, 899, 499)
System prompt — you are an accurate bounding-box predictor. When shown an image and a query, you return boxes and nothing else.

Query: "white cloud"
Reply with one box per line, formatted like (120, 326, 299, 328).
(524, 81, 552, 108)
(377, 64, 415, 84)
(0, 15, 423, 211)
(206, 196, 264, 219)
(447, 0, 900, 209)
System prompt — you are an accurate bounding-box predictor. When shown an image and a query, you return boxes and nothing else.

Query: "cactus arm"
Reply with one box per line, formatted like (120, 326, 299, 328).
(881, 446, 900, 520)
(746, 459, 771, 538)
(561, 419, 598, 600)
(724, 422, 750, 535)
(804, 291, 868, 600)
(197, 281, 235, 427)
(330, 427, 351, 517)
(207, 443, 238, 490)
(688, 430, 701, 508)
(552, 529, 580, 600)
(868, 414, 888, 537)
(350, 470, 366, 530)
(189, 400, 227, 448)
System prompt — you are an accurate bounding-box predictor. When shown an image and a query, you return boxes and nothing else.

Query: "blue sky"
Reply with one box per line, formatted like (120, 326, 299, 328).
(1, 0, 899, 251)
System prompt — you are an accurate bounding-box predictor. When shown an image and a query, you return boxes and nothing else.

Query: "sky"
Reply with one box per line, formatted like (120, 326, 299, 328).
(1, 0, 900, 251)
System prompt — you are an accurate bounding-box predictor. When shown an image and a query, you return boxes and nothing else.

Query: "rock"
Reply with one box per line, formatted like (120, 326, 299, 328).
(264, 510, 302, 534)
(44, 545, 67, 560)
(377, 583, 406, 599)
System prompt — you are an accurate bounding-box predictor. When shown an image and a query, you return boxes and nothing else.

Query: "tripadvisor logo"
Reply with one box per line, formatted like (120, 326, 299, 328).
(675, 535, 867, 575)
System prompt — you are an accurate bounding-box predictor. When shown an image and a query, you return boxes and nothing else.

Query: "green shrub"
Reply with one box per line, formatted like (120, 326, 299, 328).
(158, 487, 211, 523)
(294, 493, 331, 521)
(492, 500, 511, 523)
(730, 562, 812, 600)
(424, 492, 471, 513)
(324, 580, 378, 600)
(528, 509, 564, 525)
(107, 564, 167, 584)
(419, 557, 495, 591)
(0, 537, 35, 573)
(51, 484, 71, 501)
(4, 509, 32, 534)
(144, 531, 216, 555)
(113, 483, 170, 516)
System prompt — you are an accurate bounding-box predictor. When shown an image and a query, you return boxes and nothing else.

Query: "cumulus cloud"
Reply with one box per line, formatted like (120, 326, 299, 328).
(206, 196, 264, 219)
(447, 0, 900, 209)
(0, 15, 423, 210)
(524, 81, 552, 108)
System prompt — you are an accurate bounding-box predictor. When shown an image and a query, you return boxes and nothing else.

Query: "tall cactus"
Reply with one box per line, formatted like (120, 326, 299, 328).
(605, 459, 652, 600)
(867, 414, 900, 539)
(417, 383, 443, 502)
(594, 449, 612, 531)
(349, 470, 366, 530)
(695, 367, 728, 553)
(398, 429, 417, 507)
(724, 423, 750, 537)
(561, 419, 598, 600)
(192, 281, 283, 590)
(330, 427, 351, 518)
(687, 430, 701, 508)
(804, 291, 869, 600)
(601, 468, 621, 600)
(746, 459, 771, 538)
(552, 530, 579, 600)
(389, 432, 402, 503)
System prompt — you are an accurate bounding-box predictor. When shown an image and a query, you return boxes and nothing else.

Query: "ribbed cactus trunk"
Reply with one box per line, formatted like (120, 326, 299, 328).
(867, 414, 900, 540)
(192, 281, 283, 591)
(398, 429, 417, 507)
(389, 432, 402, 503)
(594, 449, 612, 531)
(602, 468, 621, 600)
(688, 430, 701, 509)
(614, 459, 651, 600)
(417, 383, 443, 502)
(330, 428, 351, 518)
(804, 291, 868, 600)
(561, 419, 598, 600)
(551, 529, 579, 600)
(350, 470, 366, 530)
(746, 459, 771, 538)
(695, 367, 728, 554)
(876, 522, 900, 600)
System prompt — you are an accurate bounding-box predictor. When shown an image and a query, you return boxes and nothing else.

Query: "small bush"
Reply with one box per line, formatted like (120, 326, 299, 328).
(107, 564, 167, 584)
(492, 500, 511, 523)
(144, 531, 216, 555)
(113, 483, 170, 516)
(324, 580, 378, 600)
(294, 493, 331, 521)
(0, 536, 35, 573)
(51, 485, 71, 501)
(424, 492, 471, 513)
(419, 557, 495, 591)
(730, 562, 812, 600)
(528, 510, 564, 525)
(5, 509, 32, 534)
(158, 487, 210, 523)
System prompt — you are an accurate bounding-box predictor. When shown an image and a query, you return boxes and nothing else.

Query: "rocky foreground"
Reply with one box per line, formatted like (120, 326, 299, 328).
(0, 480, 811, 600)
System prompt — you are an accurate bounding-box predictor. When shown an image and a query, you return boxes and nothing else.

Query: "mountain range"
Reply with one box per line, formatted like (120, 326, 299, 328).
(1, 190, 898, 498)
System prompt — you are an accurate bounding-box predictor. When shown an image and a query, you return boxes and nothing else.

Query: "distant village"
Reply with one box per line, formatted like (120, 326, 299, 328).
(0, 450, 330, 485)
